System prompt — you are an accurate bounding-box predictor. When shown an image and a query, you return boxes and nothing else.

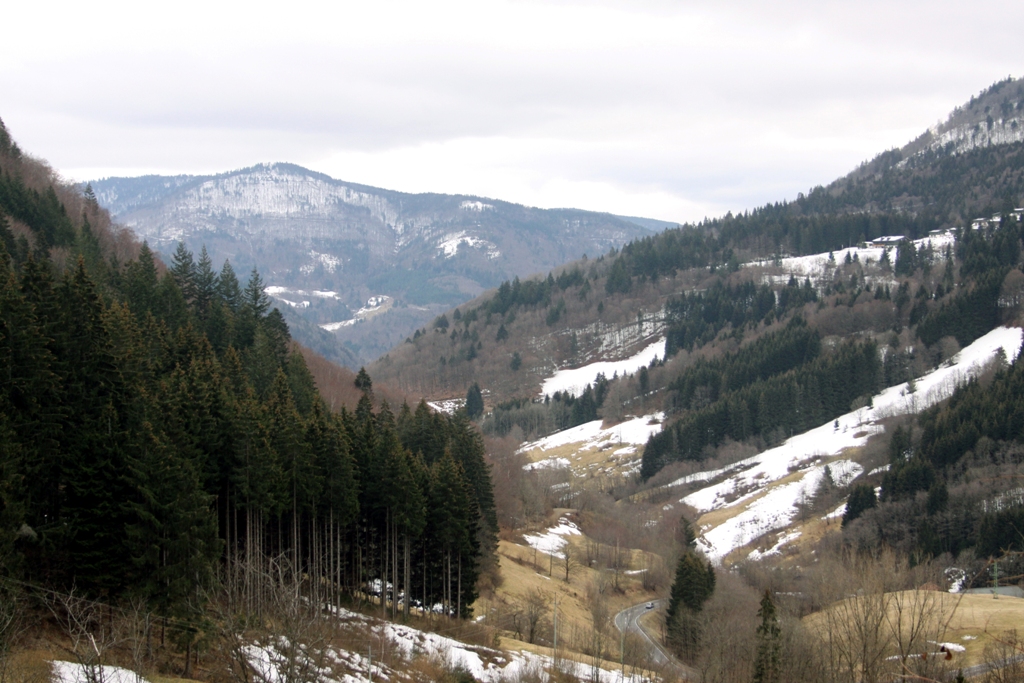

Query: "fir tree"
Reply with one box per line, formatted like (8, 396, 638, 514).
(170, 242, 197, 303)
(752, 590, 782, 683)
(218, 260, 242, 313)
(193, 246, 218, 318)
(465, 383, 484, 419)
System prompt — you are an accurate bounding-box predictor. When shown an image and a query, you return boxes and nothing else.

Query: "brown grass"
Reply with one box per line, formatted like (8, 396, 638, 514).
(805, 590, 1024, 667)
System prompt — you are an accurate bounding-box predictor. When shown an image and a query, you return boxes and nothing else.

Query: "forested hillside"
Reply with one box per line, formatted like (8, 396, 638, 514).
(0, 115, 498, 650)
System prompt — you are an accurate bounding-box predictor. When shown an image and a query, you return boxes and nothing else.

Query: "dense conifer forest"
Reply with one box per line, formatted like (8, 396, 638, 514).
(0, 117, 498, 648)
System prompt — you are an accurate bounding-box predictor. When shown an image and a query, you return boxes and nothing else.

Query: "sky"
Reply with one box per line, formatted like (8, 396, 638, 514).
(2, 0, 1022, 224)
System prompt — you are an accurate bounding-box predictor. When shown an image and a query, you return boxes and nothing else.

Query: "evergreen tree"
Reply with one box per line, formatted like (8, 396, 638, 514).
(842, 483, 877, 527)
(170, 242, 197, 304)
(465, 383, 484, 419)
(193, 246, 218, 318)
(58, 260, 141, 595)
(123, 242, 159, 319)
(218, 260, 242, 313)
(666, 550, 715, 661)
(752, 590, 782, 683)
(355, 367, 373, 394)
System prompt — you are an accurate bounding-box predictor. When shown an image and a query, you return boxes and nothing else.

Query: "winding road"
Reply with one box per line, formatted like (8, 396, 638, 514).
(614, 599, 690, 678)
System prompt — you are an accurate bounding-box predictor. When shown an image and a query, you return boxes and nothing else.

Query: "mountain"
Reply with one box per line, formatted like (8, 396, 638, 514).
(793, 76, 1024, 222)
(89, 164, 654, 366)
(374, 78, 1024, 407)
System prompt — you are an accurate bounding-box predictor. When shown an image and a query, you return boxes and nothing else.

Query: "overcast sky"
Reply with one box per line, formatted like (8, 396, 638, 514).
(2, 0, 1022, 223)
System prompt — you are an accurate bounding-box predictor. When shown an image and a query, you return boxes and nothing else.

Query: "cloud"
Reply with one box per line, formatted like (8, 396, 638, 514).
(2, 0, 1022, 223)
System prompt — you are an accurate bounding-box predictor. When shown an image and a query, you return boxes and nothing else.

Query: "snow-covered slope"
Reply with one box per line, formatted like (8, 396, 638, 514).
(673, 326, 1023, 562)
(243, 603, 647, 683)
(540, 337, 666, 398)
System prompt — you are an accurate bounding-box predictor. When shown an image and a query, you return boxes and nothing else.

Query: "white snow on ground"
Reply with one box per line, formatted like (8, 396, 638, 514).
(437, 231, 500, 259)
(427, 398, 465, 415)
(51, 662, 147, 683)
(519, 413, 664, 472)
(320, 296, 392, 332)
(822, 503, 847, 521)
(747, 531, 802, 561)
(746, 233, 955, 284)
(266, 286, 342, 300)
(245, 602, 648, 683)
(540, 338, 666, 398)
(522, 517, 581, 558)
(523, 457, 571, 471)
(697, 460, 863, 562)
(682, 326, 1022, 562)
(521, 413, 665, 454)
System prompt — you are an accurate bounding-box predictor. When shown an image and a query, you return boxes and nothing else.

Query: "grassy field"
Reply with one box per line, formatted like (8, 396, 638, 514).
(804, 590, 1024, 668)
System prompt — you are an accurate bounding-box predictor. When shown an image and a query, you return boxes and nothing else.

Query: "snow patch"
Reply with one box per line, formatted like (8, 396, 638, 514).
(319, 295, 391, 332)
(460, 200, 494, 211)
(437, 231, 500, 259)
(522, 518, 581, 558)
(523, 457, 571, 471)
(683, 326, 1022, 562)
(51, 662, 149, 683)
(541, 337, 665, 398)
(519, 413, 664, 457)
(427, 398, 465, 415)
(747, 531, 802, 561)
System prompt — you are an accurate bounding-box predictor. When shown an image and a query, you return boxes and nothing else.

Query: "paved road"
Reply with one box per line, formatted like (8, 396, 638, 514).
(614, 599, 689, 678)
(956, 653, 1024, 679)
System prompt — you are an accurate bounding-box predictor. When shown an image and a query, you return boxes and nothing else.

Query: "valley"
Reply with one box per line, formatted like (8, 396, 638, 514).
(7, 76, 1024, 683)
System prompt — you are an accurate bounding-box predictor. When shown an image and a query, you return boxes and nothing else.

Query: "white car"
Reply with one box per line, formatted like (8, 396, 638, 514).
(645, 602, 654, 610)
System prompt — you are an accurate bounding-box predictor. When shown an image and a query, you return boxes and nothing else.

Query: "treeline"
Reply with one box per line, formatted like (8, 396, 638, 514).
(0, 142, 498, 639)
(911, 221, 1021, 347)
(482, 373, 613, 438)
(843, 353, 1024, 562)
(664, 278, 817, 356)
(431, 267, 590, 327)
(804, 138, 1024, 224)
(667, 318, 822, 411)
(610, 211, 932, 288)
(642, 338, 880, 478)
(839, 223, 1024, 566)
(0, 240, 496, 622)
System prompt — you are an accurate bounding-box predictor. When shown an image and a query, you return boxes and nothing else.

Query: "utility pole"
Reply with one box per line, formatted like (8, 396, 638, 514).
(368, 645, 372, 682)
(620, 625, 625, 682)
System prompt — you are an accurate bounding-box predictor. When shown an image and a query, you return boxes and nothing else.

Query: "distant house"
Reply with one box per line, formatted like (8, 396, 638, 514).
(868, 235, 905, 247)
(973, 211, 1024, 229)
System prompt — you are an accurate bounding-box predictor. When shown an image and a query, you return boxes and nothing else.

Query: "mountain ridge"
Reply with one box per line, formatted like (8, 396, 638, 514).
(90, 162, 656, 366)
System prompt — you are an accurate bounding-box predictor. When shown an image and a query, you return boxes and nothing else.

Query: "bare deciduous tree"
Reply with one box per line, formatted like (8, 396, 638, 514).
(46, 590, 119, 683)
(523, 589, 549, 645)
